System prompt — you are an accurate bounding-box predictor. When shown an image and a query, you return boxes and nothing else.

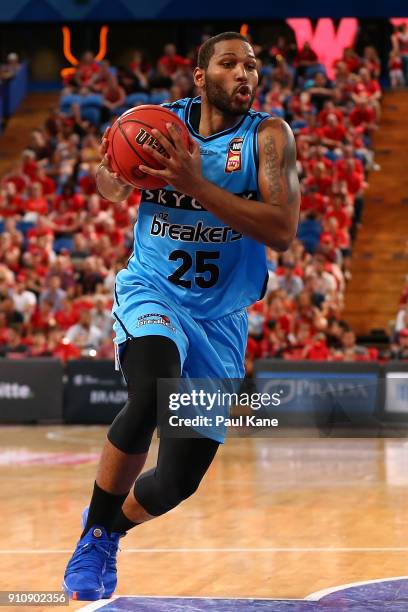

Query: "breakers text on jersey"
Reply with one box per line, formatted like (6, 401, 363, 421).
(151, 213, 242, 243)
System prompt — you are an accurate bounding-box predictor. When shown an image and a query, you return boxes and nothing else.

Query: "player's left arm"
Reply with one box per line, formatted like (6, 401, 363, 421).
(140, 119, 300, 251)
(256, 118, 300, 250)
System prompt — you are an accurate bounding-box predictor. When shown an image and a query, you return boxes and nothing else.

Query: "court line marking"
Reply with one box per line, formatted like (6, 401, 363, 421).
(2, 547, 408, 554)
(306, 575, 408, 600)
(79, 595, 305, 611)
(78, 576, 408, 610)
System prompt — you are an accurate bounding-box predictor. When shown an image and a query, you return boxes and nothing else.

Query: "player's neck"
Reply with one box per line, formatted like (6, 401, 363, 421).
(198, 101, 244, 137)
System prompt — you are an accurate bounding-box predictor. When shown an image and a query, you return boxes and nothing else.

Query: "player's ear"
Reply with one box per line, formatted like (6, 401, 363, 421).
(193, 67, 204, 88)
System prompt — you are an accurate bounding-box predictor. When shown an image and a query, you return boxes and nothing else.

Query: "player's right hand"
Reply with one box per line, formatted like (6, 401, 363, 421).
(98, 127, 132, 186)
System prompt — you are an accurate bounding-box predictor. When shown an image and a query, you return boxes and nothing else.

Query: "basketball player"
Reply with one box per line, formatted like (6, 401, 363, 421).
(63, 32, 300, 600)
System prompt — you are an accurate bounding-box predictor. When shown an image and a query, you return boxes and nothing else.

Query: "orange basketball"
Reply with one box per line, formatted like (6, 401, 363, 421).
(107, 105, 191, 190)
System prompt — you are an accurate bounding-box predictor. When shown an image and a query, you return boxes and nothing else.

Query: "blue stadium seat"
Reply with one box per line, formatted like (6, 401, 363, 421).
(16, 221, 35, 234)
(60, 94, 82, 114)
(149, 91, 170, 105)
(53, 236, 74, 253)
(304, 64, 327, 80)
(80, 94, 103, 125)
(125, 92, 149, 108)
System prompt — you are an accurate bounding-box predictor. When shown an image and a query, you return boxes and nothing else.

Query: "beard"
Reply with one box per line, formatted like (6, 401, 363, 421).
(204, 75, 256, 116)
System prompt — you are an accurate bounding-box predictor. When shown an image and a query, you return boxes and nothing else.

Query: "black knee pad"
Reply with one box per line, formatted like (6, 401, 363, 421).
(134, 436, 219, 515)
(107, 336, 180, 454)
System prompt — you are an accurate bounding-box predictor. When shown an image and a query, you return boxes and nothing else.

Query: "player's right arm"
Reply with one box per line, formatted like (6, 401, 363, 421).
(96, 127, 134, 202)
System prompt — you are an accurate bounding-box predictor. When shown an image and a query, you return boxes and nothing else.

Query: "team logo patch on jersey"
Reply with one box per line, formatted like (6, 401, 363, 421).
(225, 137, 244, 173)
(136, 313, 176, 333)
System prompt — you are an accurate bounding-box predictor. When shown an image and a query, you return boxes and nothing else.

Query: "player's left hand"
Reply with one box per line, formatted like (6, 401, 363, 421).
(139, 123, 202, 195)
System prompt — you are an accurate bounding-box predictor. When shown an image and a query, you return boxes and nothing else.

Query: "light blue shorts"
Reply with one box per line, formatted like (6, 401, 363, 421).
(112, 283, 248, 442)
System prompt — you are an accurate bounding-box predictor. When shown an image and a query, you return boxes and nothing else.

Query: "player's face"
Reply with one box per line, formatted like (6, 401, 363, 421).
(202, 40, 258, 116)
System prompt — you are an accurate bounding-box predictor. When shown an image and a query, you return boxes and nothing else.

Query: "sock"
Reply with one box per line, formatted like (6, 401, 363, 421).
(111, 508, 138, 534)
(82, 481, 129, 537)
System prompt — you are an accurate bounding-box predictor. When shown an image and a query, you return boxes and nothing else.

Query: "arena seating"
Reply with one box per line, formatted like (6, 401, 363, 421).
(0, 40, 390, 366)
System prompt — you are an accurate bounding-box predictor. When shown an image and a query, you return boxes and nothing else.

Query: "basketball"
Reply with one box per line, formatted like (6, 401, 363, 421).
(107, 105, 191, 190)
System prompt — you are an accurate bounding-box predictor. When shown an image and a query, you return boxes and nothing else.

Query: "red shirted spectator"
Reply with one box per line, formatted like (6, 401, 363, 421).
(0, 184, 24, 217)
(306, 147, 334, 173)
(79, 174, 97, 196)
(36, 169, 56, 197)
(336, 47, 361, 73)
(320, 221, 350, 250)
(113, 201, 131, 228)
(22, 155, 38, 181)
(305, 337, 331, 360)
(90, 60, 111, 93)
(54, 298, 80, 330)
(26, 218, 54, 241)
(362, 46, 381, 78)
(355, 68, 381, 99)
(341, 160, 365, 195)
(0, 312, 10, 345)
(53, 183, 86, 211)
(127, 190, 141, 208)
(305, 163, 333, 195)
(74, 52, 100, 87)
(49, 331, 81, 361)
(319, 114, 347, 146)
(335, 146, 364, 177)
(295, 42, 318, 67)
(349, 101, 376, 130)
(326, 195, 351, 229)
(129, 50, 151, 77)
(3, 168, 29, 194)
(301, 191, 327, 215)
(30, 300, 56, 332)
(24, 183, 48, 216)
(158, 43, 190, 75)
(318, 101, 344, 126)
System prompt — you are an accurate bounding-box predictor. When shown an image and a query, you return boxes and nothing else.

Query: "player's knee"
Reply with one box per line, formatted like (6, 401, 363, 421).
(107, 336, 181, 454)
(158, 465, 202, 510)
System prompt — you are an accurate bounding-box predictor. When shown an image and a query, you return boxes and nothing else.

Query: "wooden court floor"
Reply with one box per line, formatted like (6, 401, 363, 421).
(1, 426, 408, 611)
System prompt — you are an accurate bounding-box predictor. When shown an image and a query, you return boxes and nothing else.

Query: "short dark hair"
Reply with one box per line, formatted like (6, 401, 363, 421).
(197, 32, 250, 70)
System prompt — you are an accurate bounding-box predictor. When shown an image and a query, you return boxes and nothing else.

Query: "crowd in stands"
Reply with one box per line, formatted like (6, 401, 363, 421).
(0, 32, 405, 367)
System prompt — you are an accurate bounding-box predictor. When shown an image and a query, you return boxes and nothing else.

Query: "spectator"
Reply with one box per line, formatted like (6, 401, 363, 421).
(389, 50, 405, 88)
(278, 261, 304, 298)
(11, 274, 37, 322)
(0, 52, 20, 80)
(158, 43, 190, 76)
(295, 42, 319, 81)
(306, 72, 333, 112)
(338, 329, 370, 361)
(73, 52, 100, 89)
(100, 74, 126, 122)
(362, 46, 381, 79)
(40, 275, 66, 311)
(91, 297, 113, 339)
(392, 23, 408, 83)
(65, 309, 103, 350)
(390, 329, 408, 360)
(2, 328, 28, 357)
(1, 297, 24, 327)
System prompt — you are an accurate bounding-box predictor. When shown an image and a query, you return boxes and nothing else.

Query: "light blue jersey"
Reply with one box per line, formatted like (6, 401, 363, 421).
(115, 97, 270, 322)
(113, 97, 271, 442)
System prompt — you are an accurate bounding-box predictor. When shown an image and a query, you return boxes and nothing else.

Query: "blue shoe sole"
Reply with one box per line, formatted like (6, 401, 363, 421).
(62, 580, 104, 601)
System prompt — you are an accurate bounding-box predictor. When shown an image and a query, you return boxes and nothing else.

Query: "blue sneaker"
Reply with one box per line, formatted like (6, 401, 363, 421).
(81, 507, 122, 598)
(62, 525, 110, 601)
